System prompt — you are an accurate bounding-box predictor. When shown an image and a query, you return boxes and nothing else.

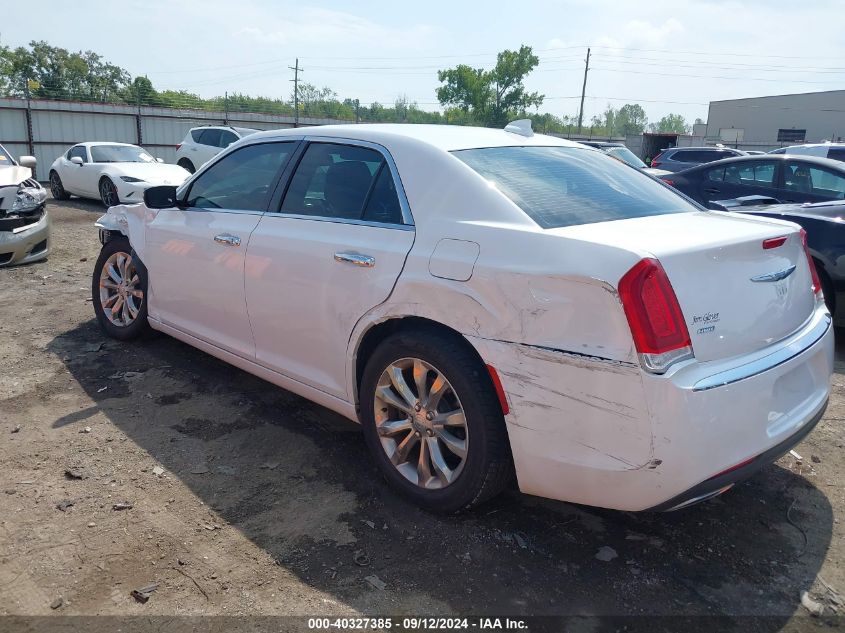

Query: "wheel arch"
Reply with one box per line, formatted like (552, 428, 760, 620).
(351, 315, 491, 411)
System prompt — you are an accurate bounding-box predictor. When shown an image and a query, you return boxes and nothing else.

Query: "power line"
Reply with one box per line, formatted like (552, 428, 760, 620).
(589, 66, 845, 84)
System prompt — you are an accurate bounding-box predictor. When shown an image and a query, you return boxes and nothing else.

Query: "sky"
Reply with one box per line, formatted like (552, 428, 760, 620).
(4, 0, 844, 126)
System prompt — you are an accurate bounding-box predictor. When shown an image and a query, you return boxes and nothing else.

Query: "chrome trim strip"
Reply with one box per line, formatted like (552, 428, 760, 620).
(750, 265, 796, 283)
(692, 314, 831, 392)
(267, 212, 414, 231)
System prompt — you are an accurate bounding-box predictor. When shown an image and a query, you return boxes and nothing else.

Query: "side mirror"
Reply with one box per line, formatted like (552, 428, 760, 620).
(70, 156, 84, 166)
(143, 185, 179, 209)
(18, 155, 36, 169)
(155, 157, 164, 163)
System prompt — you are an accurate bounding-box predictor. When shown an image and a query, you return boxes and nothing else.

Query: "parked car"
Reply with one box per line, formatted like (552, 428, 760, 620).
(0, 145, 48, 267)
(578, 141, 669, 176)
(175, 126, 260, 173)
(660, 154, 845, 207)
(91, 122, 832, 514)
(769, 142, 845, 163)
(710, 196, 845, 320)
(650, 146, 746, 172)
(49, 142, 190, 207)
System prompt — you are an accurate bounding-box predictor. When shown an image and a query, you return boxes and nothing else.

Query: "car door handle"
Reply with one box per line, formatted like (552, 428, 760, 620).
(334, 252, 375, 268)
(214, 233, 241, 247)
(704, 187, 720, 194)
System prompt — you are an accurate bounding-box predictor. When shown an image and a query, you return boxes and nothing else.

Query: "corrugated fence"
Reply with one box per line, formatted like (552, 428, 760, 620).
(0, 97, 349, 180)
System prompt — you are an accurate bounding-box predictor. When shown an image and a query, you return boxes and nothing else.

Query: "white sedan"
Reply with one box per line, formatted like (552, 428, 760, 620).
(49, 142, 190, 207)
(90, 122, 833, 513)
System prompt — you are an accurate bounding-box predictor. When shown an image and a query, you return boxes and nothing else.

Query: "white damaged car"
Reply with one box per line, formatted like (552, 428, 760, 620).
(49, 142, 190, 207)
(90, 122, 833, 513)
(0, 145, 48, 267)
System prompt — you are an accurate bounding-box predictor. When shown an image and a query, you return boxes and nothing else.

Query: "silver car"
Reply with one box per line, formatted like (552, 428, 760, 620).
(0, 145, 49, 267)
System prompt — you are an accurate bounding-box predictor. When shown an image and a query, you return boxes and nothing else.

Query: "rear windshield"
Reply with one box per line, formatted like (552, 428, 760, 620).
(453, 146, 693, 229)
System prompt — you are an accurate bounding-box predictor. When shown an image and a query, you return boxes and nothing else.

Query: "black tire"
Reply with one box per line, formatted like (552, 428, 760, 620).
(360, 328, 513, 513)
(49, 170, 70, 200)
(92, 237, 151, 341)
(818, 265, 836, 316)
(99, 177, 119, 207)
(178, 158, 195, 174)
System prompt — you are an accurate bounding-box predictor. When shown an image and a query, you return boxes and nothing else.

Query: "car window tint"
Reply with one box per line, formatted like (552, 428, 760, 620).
(707, 167, 725, 182)
(185, 142, 295, 211)
(738, 161, 776, 186)
(198, 128, 222, 147)
(219, 130, 238, 148)
(454, 146, 694, 229)
(190, 129, 203, 143)
(280, 143, 386, 220)
(828, 148, 845, 163)
(69, 146, 88, 163)
(784, 162, 845, 199)
(361, 164, 403, 224)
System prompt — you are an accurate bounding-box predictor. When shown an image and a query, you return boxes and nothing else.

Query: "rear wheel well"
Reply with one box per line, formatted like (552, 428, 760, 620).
(813, 258, 836, 315)
(354, 317, 487, 407)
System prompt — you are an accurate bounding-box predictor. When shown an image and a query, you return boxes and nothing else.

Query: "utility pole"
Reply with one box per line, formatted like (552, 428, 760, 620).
(289, 58, 302, 127)
(23, 77, 34, 158)
(577, 47, 590, 134)
(224, 91, 229, 126)
(355, 98, 360, 124)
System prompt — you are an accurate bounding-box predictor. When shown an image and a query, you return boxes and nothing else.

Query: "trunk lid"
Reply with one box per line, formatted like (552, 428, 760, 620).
(561, 211, 816, 363)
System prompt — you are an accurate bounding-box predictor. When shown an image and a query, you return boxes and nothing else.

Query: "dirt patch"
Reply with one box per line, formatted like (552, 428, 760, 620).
(0, 195, 843, 627)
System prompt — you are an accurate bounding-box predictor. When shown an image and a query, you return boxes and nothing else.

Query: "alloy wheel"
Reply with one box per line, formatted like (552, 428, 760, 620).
(98, 251, 143, 327)
(100, 179, 118, 207)
(373, 357, 468, 489)
(50, 173, 63, 198)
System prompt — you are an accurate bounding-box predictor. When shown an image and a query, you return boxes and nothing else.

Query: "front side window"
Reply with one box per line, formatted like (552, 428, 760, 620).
(185, 142, 295, 211)
(219, 130, 238, 148)
(280, 142, 403, 223)
(454, 146, 695, 229)
(91, 145, 154, 163)
(69, 146, 88, 163)
(784, 162, 845, 198)
(0, 145, 13, 164)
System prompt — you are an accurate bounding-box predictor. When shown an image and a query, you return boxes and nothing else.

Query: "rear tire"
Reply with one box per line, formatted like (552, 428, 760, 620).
(178, 158, 195, 174)
(49, 171, 70, 200)
(359, 328, 513, 513)
(92, 237, 151, 341)
(818, 266, 836, 316)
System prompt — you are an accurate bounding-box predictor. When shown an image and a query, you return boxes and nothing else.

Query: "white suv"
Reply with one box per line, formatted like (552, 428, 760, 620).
(769, 143, 845, 163)
(175, 126, 259, 173)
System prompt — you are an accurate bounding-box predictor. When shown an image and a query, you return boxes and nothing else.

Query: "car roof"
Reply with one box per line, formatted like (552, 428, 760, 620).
(247, 123, 583, 152)
(665, 146, 739, 152)
(677, 153, 845, 173)
(77, 142, 139, 148)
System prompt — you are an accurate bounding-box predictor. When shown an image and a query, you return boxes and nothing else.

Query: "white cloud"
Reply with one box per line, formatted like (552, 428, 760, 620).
(594, 18, 685, 51)
(234, 8, 437, 50)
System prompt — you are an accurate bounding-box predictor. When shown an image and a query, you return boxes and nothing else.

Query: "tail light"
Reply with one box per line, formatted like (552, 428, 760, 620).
(651, 152, 665, 168)
(619, 258, 694, 374)
(176, 143, 182, 151)
(799, 228, 823, 299)
(662, 179, 675, 187)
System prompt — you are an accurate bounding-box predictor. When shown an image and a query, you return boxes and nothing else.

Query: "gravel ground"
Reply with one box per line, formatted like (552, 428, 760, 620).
(1, 195, 843, 629)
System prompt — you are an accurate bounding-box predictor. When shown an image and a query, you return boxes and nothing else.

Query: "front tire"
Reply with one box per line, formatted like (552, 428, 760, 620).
(49, 171, 70, 200)
(99, 177, 119, 207)
(360, 329, 513, 513)
(92, 238, 150, 340)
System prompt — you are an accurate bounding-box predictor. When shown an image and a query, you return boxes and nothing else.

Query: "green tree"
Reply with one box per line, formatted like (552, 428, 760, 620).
(437, 45, 544, 127)
(615, 104, 648, 135)
(650, 113, 690, 134)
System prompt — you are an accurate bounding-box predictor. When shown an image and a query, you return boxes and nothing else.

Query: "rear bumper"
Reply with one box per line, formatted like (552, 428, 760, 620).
(647, 397, 827, 511)
(468, 304, 834, 512)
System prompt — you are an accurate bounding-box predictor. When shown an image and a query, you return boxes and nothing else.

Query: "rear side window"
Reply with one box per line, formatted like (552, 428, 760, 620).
(280, 142, 403, 223)
(198, 128, 222, 147)
(185, 142, 295, 210)
(454, 146, 694, 229)
(190, 129, 203, 143)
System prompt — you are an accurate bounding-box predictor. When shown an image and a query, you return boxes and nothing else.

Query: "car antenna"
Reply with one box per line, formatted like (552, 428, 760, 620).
(504, 119, 534, 138)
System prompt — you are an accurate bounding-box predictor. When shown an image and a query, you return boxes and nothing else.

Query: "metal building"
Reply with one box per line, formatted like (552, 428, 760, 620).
(706, 90, 845, 149)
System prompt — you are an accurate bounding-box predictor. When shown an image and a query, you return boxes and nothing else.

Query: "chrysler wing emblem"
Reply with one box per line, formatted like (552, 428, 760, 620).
(750, 265, 796, 283)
